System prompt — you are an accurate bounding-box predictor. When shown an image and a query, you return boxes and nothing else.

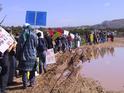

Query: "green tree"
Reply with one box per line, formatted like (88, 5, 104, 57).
(11, 26, 22, 35)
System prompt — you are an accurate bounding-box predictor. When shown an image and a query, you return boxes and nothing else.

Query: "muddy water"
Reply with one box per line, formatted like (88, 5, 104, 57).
(82, 47, 124, 91)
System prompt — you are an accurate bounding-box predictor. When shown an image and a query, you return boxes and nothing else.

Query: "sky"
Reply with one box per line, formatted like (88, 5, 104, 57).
(0, 0, 124, 27)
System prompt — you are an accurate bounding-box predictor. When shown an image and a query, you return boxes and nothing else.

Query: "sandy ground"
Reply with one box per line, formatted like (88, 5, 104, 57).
(6, 38, 124, 93)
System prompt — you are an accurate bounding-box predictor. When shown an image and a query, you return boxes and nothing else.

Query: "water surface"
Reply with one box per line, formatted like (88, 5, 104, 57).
(82, 48, 124, 91)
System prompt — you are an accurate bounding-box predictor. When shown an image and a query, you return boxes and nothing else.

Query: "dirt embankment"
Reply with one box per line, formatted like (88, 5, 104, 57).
(7, 38, 124, 93)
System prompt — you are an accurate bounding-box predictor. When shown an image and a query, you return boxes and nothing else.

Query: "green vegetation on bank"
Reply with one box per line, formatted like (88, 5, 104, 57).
(0, 25, 124, 37)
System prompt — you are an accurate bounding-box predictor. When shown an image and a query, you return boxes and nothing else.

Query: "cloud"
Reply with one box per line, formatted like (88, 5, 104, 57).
(104, 2, 111, 7)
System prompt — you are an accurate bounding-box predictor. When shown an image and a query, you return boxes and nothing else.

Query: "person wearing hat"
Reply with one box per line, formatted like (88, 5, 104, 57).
(16, 23, 38, 88)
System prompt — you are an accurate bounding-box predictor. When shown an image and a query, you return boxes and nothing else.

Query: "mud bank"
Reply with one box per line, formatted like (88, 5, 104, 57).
(7, 38, 124, 93)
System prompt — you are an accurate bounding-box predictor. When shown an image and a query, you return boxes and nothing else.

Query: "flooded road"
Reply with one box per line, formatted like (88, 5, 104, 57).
(82, 47, 124, 91)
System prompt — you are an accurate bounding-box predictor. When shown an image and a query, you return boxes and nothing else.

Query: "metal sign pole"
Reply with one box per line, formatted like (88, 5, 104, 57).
(0, 15, 7, 26)
(34, 11, 37, 32)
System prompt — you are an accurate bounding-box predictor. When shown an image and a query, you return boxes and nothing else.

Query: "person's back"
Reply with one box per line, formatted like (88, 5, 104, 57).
(55, 37, 61, 45)
(17, 29, 37, 62)
(16, 23, 38, 88)
(24, 31, 37, 61)
(37, 32, 47, 74)
(67, 35, 72, 42)
(6, 28, 17, 85)
(55, 37, 62, 52)
(0, 51, 9, 93)
(44, 33, 53, 49)
(60, 35, 68, 51)
(37, 33, 47, 55)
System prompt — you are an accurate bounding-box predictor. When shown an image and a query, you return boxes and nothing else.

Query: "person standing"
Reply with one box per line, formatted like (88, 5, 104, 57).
(37, 32, 47, 74)
(6, 28, 17, 85)
(0, 51, 9, 93)
(55, 37, 62, 52)
(16, 23, 38, 89)
(67, 33, 73, 51)
(61, 35, 68, 52)
(74, 33, 80, 48)
(90, 32, 94, 45)
(44, 32, 53, 49)
(0, 27, 16, 93)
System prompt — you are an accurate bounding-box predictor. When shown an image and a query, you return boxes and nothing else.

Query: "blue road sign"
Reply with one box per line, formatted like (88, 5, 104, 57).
(26, 11, 47, 26)
(36, 12, 47, 26)
(26, 11, 35, 25)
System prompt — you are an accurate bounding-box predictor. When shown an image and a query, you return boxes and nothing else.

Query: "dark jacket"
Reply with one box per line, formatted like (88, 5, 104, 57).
(0, 51, 9, 76)
(55, 37, 62, 47)
(0, 59, 7, 76)
(37, 38, 47, 56)
(45, 35, 53, 49)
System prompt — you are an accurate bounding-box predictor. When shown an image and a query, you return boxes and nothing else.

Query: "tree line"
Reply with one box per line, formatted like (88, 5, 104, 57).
(0, 26, 124, 37)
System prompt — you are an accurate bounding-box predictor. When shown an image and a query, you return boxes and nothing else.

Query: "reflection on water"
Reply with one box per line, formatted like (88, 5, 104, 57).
(81, 47, 124, 91)
(79, 46, 115, 63)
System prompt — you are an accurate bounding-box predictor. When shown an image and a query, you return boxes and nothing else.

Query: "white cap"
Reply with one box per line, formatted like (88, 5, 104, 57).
(23, 23, 30, 27)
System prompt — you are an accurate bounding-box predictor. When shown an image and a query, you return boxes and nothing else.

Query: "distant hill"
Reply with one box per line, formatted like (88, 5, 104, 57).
(92, 19, 124, 29)
(62, 19, 124, 30)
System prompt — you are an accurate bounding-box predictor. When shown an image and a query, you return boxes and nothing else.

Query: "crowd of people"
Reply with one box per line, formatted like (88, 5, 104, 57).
(0, 23, 114, 93)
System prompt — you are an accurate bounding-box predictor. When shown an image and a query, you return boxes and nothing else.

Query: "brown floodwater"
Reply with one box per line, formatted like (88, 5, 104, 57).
(81, 47, 124, 91)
